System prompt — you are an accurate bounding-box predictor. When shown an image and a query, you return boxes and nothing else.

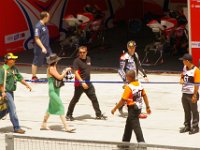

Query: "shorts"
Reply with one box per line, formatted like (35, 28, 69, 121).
(32, 47, 51, 67)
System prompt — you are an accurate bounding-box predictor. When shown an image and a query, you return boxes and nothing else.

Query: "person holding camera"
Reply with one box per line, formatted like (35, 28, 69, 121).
(41, 53, 75, 132)
(66, 46, 107, 121)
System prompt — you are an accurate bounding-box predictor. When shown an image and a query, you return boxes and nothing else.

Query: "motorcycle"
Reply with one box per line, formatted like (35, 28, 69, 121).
(59, 4, 105, 58)
(142, 10, 188, 66)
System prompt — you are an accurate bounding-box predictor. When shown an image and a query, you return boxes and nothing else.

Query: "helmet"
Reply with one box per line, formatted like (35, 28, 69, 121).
(127, 40, 136, 48)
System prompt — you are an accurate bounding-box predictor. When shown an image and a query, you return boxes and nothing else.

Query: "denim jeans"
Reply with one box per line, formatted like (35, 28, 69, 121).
(6, 92, 20, 131)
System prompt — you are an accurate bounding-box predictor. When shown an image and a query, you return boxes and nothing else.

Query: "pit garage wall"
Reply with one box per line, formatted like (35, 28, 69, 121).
(0, 0, 187, 56)
(0, 1, 5, 56)
(0, 0, 30, 56)
(0, 0, 68, 56)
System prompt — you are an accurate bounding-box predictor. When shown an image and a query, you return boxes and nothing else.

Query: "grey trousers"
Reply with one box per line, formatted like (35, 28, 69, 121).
(181, 93, 199, 128)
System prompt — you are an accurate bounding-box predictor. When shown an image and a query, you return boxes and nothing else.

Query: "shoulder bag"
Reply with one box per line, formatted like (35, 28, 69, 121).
(0, 69, 8, 119)
(54, 78, 64, 88)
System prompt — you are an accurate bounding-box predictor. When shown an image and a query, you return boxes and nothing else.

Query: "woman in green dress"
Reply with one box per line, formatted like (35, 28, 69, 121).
(41, 53, 75, 132)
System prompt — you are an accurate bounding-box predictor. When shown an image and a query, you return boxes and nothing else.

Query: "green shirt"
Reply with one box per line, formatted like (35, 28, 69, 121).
(0, 64, 23, 92)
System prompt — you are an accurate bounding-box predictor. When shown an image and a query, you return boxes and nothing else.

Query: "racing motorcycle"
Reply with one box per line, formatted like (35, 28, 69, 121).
(59, 4, 105, 57)
(142, 10, 188, 66)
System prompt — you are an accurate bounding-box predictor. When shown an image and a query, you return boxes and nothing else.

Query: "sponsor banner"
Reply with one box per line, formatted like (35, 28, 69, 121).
(191, 41, 200, 48)
(5, 31, 29, 44)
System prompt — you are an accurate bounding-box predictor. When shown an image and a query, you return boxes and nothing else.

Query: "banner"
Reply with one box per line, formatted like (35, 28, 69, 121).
(0, 0, 68, 56)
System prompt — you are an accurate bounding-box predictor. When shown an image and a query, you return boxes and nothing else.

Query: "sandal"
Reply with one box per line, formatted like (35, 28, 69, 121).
(65, 127, 76, 133)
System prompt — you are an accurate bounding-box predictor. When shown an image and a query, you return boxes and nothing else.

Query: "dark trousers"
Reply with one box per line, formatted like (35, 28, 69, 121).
(122, 105, 145, 143)
(182, 93, 199, 128)
(66, 84, 102, 117)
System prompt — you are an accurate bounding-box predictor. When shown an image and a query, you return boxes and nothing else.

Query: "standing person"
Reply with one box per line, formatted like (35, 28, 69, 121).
(118, 40, 149, 115)
(66, 46, 107, 121)
(111, 70, 151, 144)
(41, 53, 75, 132)
(179, 53, 200, 134)
(32, 11, 52, 80)
(0, 53, 32, 134)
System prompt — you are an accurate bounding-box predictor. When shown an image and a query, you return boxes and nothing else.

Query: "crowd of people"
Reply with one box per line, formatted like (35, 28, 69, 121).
(0, 11, 200, 146)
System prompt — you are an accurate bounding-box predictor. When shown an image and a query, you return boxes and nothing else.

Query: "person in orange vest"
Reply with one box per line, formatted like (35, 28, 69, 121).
(118, 40, 149, 117)
(179, 53, 200, 134)
(112, 70, 151, 144)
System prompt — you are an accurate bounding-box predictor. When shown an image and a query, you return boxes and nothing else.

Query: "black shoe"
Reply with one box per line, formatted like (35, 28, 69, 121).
(96, 114, 107, 120)
(189, 127, 199, 135)
(179, 126, 190, 133)
(66, 115, 74, 121)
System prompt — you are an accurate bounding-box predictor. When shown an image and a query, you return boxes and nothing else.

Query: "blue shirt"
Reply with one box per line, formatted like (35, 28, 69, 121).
(34, 21, 51, 52)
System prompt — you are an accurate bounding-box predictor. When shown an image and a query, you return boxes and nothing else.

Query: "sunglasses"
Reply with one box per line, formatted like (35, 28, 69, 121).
(79, 51, 86, 54)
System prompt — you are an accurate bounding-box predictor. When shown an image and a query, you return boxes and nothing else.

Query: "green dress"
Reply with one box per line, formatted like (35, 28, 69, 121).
(47, 77, 64, 115)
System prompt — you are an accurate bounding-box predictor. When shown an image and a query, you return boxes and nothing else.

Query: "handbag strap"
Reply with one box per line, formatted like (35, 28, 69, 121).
(3, 67, 7, 92)
(0, 68, 7, 101)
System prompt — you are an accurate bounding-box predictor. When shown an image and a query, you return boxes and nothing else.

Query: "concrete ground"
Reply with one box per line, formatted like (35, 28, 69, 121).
(1, 68, 200, 149)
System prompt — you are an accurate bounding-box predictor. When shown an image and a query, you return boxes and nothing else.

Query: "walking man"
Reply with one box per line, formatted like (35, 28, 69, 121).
(179, 53, 200, 134)
(118, 40, 149, 115)
(66, 46, 107, 121)
(0, 53, 32, 134)
(112, 70, 151, 144)
(32, 11, 52, 80)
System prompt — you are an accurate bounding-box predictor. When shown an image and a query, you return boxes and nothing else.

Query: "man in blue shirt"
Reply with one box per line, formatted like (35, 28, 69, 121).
(32, 11, 52, 80)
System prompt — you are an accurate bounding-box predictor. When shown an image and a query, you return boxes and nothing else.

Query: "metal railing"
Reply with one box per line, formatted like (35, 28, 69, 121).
(4, 134, 200, 150)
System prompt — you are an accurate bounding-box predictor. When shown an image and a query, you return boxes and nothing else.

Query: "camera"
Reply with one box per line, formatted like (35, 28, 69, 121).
(63, 70, 74, 80)
(66, 70, 74, 80)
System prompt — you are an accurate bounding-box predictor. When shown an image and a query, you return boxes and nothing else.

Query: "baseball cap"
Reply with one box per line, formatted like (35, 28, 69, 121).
(4, 53, 18, 60)
(127, 40, 136, 48)
(179, 53, 192, 61)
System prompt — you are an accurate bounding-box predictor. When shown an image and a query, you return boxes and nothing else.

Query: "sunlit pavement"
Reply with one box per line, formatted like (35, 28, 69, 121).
(1, 72, 200, 149)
